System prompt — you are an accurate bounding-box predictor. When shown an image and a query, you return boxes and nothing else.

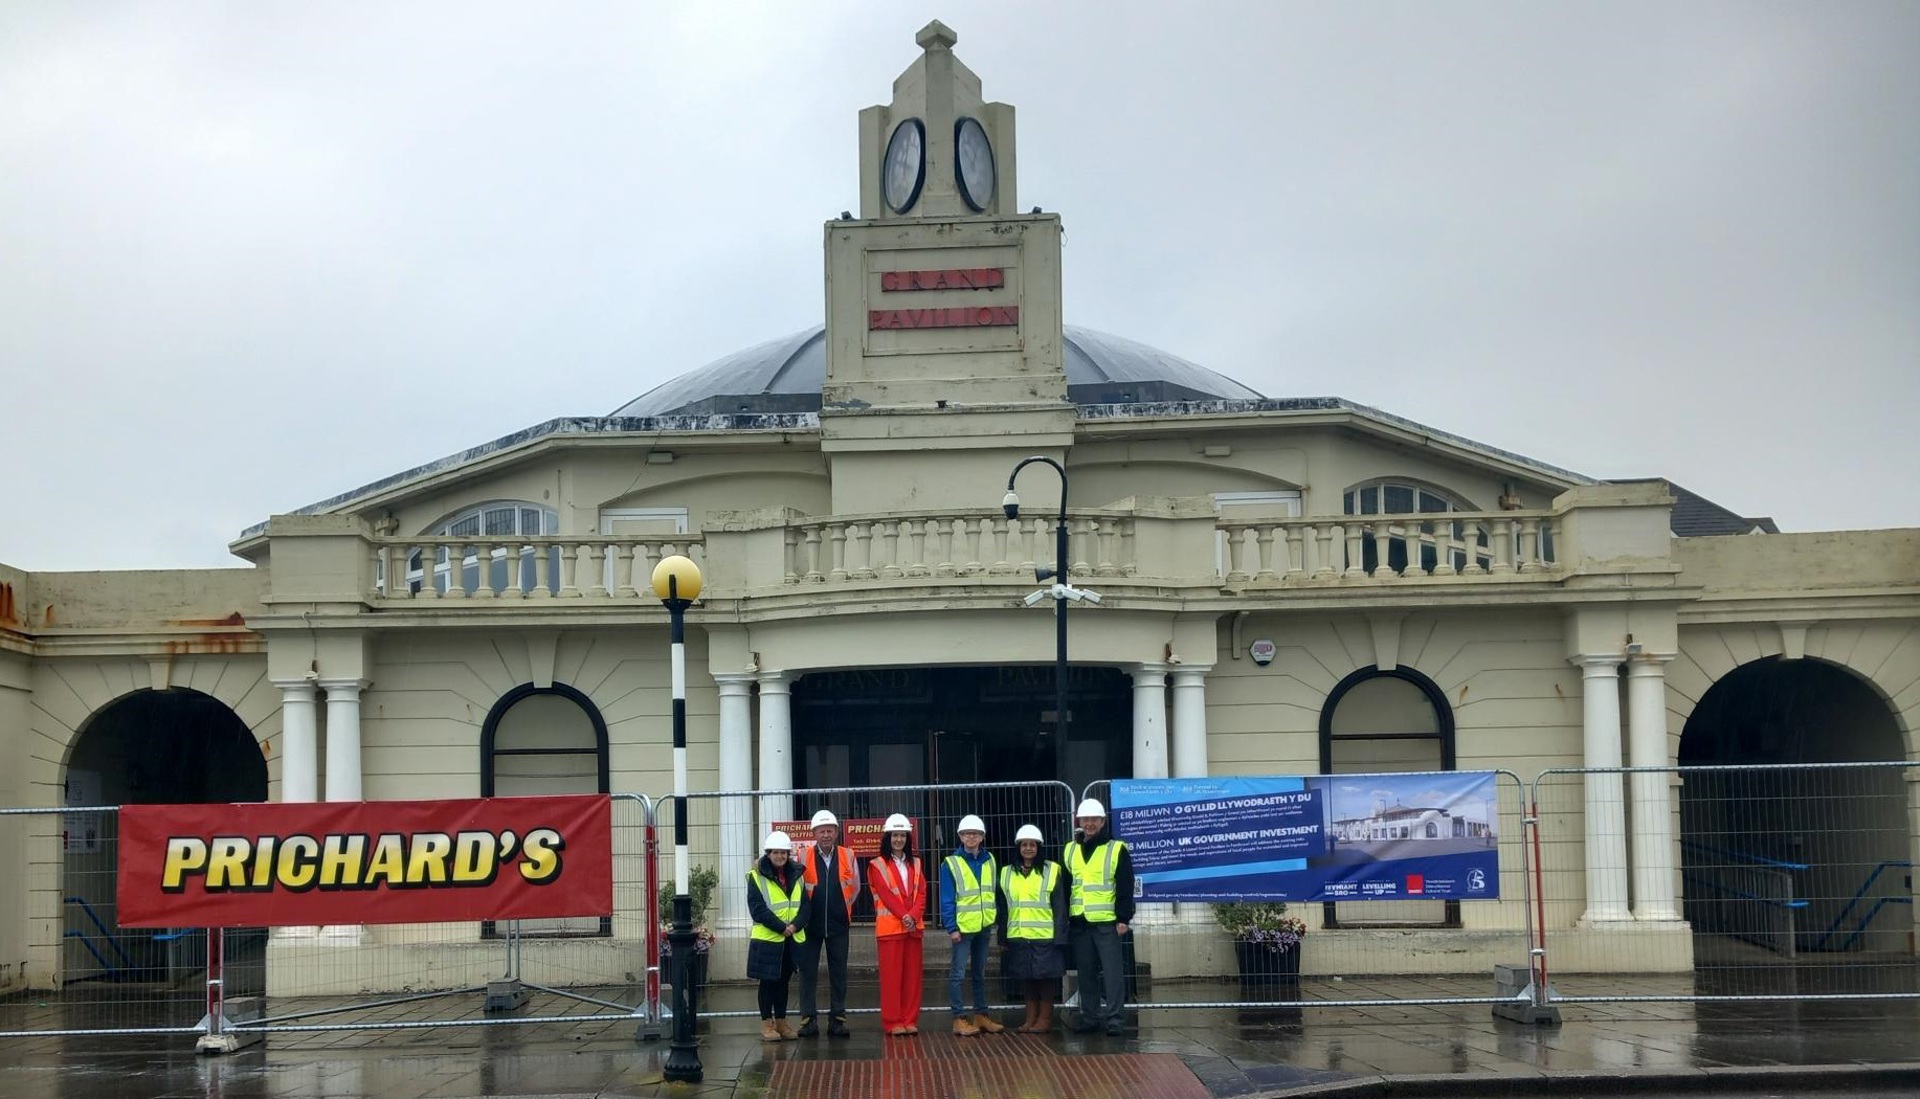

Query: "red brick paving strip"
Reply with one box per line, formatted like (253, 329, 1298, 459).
(766, 1032, 1210, 1099)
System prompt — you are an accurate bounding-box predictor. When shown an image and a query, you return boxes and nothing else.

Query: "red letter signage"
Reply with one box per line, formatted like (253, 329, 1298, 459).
(868, 306, 1021, 331)
(879, 268, 1006, 292)
(116, 794, 613, 927)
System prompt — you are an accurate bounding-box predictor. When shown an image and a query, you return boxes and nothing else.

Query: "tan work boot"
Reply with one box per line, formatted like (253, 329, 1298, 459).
(1032, 999, 1054, 1032)
(1016, 998, 1039, 1032)
(760, 1019, 782, 1041)
(952, 1014, 980, 1036)
(775, 1018, 798, 1041)
(973, 1013, 1006, 1033)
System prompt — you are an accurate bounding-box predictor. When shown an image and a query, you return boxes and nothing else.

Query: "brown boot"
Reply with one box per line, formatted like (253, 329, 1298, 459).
(952, 1014, 979, 1037)
(973, 1012, 1006, 1034)
(1032, 998, 1054, 1033)
(774, 1018, 798, 1041)
(1016, 996, 1039, 1032)
(760, 1019, 782, 1042)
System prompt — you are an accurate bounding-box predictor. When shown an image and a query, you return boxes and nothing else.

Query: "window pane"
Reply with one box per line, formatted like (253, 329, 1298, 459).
(450, 514, 481, 537)
(523, 508, 545, 535)
(1383, 484, 1414, 513)
(485, 507, 516, 536)
(1417, 490, 1451, 513)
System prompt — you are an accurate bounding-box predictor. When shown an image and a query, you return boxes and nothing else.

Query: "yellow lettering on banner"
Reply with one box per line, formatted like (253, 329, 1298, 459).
(162, 837, 208, 892)
(251, 836, 278, 888)
(406, 832, 453, 885)
(206, 836, 250, 890)
(278, 834, 320, 890)
(364, 834, 406, 886)
(452, 831, 498, 884)
(319, 834, 367, 888)
(518, 828, 565, 884)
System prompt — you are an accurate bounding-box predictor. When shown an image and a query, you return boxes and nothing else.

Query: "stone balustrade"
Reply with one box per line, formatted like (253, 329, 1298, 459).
(1217, 510, 1559, 585)
(781, 512, 1136, 585)
(372, 536, 706, 601)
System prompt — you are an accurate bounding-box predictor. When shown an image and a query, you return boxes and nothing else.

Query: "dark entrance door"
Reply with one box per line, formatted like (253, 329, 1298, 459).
(792, 665, 1130, 844)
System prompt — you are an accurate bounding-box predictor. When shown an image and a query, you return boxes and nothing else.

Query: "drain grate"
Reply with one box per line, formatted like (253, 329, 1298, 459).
(767, 1035, 1209, 1099)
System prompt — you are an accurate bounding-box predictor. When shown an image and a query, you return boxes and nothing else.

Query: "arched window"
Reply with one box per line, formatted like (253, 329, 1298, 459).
(480, 684, 609, 936)
(408, 502, 559, 596)
(1343, 479, 1476, 575)
(1319, 666, 1458, 929)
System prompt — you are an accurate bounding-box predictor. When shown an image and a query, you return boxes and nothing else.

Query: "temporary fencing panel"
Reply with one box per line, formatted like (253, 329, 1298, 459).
(655, 781, 1078, 1019)
(1531, 762, 1920, 1004)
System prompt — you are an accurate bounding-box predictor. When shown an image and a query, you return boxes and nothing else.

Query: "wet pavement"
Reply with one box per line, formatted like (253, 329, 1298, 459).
(4, 978, 1920, 1098)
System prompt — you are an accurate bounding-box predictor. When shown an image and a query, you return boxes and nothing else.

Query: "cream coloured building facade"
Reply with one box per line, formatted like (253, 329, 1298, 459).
(3, 24, 1917, 997)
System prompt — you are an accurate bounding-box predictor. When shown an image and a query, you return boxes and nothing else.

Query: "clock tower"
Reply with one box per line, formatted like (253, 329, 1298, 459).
(822, 21, 1071, 516)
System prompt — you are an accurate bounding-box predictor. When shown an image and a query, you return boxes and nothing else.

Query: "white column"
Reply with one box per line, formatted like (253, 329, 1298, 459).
(1574, 655, 1631, 923)
(1169, 666, 1213, 925)
(1130, 663, 1169, 780)
(319, 679, 368, 942)
(1128, 663, 1172, 928)
(276, 681, 319, 804)
(715, 674, 755, 931)
(756, 672, 793, 836)
(320, 679, 367, 803)
(1170, 666, 1211, 779)
(1627, 656, 1681, 922)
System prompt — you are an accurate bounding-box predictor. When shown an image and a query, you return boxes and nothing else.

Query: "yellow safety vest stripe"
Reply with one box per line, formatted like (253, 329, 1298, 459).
(944, 853, 997, 934)
(999, 862, 1059, 940)
(1067, 840, 1125, 923)
(748, 869, 808, 944)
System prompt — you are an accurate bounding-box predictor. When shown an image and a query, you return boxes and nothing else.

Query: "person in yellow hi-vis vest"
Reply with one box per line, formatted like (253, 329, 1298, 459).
(745, 831, 810, 1042)
(998, 823, 1068, 1032)
(939, 814, 1006, 1035)
(1066, 798, 1134, 1036)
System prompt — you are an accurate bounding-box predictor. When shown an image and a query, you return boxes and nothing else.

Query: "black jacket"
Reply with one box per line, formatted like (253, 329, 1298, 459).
(1067, 827, 1136, 926)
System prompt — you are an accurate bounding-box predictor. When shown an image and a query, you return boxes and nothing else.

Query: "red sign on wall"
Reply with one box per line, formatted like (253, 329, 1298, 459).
(116, 795, 613, 928)
(772, 817, 910, 860)
(868, 306, 1020, 331)
(880, 268, 1005, 292)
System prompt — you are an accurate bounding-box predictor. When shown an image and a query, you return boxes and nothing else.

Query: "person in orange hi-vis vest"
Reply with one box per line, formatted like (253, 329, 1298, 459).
(795, 808, 861, 1037)
(868, 813, 926, 1036)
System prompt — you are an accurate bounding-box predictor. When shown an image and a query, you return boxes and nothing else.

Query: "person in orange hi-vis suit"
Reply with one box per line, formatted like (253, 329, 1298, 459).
(868, 813, 926, 1036)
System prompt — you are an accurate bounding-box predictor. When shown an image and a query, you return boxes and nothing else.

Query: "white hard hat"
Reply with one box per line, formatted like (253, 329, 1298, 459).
(763, 831, 793, 852)
(957, 814, 987, 835)
(1076, 799, 1107, 819)
(1015, 824, 1044, 844)
(810, 809, 839, 829)
(883, 813, 913, 833)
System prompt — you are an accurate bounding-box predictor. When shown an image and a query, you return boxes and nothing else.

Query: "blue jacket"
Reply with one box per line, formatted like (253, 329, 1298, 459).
(938, 844, 996, 934)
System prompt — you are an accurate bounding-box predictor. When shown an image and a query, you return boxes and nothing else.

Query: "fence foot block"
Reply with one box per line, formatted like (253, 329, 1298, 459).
(1493, 1000, 1562, 1026)
(484, 979, 529, 1012)
(196, 996, 264, 1054)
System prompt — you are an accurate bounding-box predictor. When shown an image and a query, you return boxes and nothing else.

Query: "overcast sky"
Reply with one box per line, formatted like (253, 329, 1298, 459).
(3, 1, 1915, 572)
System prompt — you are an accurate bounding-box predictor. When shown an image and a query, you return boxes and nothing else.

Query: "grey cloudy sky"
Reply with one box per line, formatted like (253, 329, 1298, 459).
(3, 1, 1915, 572)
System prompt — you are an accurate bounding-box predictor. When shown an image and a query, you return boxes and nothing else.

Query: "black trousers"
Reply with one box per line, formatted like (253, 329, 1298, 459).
(1071, 922, 1127, 1024)
(796, 930, 849, 1018)
(758, 973, 792, 1020)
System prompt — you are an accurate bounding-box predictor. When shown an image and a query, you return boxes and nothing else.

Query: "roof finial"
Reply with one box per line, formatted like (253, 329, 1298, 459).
(916, 20, 957, 52)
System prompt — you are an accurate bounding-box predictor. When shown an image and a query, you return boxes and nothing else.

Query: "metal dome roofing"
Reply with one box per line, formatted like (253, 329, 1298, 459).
(609, 324, 1264, 417)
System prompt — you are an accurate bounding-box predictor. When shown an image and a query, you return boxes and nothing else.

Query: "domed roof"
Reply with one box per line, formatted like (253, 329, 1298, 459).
(610, 325, 1264, 417)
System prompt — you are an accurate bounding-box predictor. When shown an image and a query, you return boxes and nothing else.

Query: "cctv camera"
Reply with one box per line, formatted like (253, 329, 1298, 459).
(1023, 589, 1048, 607)
(1079, 588, 1103, 605)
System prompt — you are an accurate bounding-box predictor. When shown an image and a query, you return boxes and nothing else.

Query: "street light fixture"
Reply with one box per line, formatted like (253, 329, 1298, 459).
(650, 554, 704, 1082)
(1005, 456, 1100, 740)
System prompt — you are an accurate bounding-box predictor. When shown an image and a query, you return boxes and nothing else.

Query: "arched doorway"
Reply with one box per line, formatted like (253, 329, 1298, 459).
(1678, 658, 1911, 981)
(63, 688, 266, 989)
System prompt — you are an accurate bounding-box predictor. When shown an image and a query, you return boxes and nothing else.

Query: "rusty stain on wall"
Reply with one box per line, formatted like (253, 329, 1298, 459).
(0, 582, 14, 624)
(169, 612, 248, 628)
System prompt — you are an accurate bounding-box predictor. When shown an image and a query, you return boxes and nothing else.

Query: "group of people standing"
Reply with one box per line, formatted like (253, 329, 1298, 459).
(743, 798, 1136, 1040)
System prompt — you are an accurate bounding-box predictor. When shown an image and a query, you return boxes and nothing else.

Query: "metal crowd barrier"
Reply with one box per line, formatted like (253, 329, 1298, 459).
(6, 762, 1920, 1047)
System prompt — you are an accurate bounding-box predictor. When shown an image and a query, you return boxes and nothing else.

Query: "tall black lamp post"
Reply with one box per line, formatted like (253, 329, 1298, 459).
(651, 554, 704, 1082)
(1004, 455, 1094, 740)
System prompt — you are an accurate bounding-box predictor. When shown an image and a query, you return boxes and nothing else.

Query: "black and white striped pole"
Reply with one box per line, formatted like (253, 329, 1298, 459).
(651, 554, 704, 1082)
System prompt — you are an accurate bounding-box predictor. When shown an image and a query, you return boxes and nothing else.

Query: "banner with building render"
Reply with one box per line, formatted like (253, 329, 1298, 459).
(116, 794, 613, 927)
(1111, 773, 1500, 902)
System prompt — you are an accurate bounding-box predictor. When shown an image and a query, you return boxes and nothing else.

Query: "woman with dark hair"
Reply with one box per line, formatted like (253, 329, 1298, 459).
(998, 823, 1068, 1032)
(867, 813, 926, 1036)
(746, 830, 810, 1041)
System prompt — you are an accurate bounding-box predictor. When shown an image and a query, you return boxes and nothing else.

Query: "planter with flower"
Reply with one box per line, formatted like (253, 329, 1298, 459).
(1212, 901, 1307, 992)
(658, 865, 719, 996)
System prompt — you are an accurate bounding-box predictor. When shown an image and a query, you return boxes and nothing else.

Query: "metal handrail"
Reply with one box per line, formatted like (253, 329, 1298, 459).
(1814, 860, 1914, 951)
(1679, 839, 1810, 872)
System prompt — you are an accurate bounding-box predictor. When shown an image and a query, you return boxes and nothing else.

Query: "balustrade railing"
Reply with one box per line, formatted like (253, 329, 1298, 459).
(782, 512, 1136, 585)
(1217, 511, 1558, 584)
(372, 536, 705, 601)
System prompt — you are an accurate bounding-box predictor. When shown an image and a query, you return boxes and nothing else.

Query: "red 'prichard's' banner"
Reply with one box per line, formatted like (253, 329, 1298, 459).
(116, 794, 613, 928)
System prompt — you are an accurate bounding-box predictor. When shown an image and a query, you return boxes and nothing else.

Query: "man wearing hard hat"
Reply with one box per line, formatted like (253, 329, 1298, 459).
(939, 813, 1006, 1035)
(1066, 798, 1134, 1035)
(794, 808, 860, 1037)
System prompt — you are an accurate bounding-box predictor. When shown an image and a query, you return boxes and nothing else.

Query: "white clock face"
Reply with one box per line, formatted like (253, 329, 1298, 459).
(955, 117, 995, 212)
(883, 119, 925, 214)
